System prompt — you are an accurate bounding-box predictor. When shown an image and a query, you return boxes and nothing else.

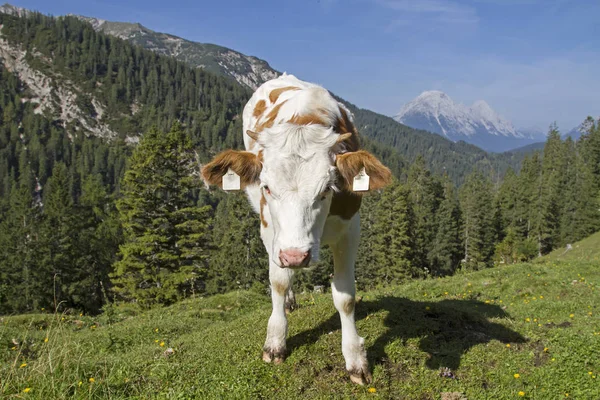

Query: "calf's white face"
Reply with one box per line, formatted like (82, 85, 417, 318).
(259, 145, 336, 268)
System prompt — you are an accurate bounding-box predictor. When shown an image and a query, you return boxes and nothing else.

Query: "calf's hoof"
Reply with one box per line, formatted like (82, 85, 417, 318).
(262, 348, 286, 365)
(349, 368, 373, 385)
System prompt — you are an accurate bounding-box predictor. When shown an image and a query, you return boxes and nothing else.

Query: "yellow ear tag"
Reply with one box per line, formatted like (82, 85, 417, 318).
(222, 168, 241, 191)
(352, 168, 370, 191)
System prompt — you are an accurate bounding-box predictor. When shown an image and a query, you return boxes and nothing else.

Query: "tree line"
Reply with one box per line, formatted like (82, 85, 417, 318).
(0, 11, 598, 313)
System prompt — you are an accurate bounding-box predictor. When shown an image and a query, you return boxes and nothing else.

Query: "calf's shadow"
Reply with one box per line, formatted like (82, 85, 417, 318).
(287, 296, 526, 370)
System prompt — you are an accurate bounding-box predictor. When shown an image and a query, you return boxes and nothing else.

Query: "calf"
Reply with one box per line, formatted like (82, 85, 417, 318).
(202, 74, 392, 384)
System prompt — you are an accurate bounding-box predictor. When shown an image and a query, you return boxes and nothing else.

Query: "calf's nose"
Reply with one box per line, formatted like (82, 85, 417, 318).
(279, 248, 310, 268)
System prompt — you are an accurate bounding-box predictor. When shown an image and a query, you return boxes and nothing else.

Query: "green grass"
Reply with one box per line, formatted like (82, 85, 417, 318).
(2, 236, 600, 399)
(539, 230, 600, 264)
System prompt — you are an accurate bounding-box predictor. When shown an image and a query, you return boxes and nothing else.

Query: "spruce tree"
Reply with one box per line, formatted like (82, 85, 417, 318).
(533, 126, 564, 255)
(111, 123, 212, 306)
(370, 182, 417, 283)
(406, 156, 443, 272)
(430, 180, 462, 275)
(459, 172, 496, 270)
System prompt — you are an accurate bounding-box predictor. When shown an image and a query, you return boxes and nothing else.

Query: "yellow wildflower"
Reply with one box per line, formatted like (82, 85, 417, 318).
(155, 328, 159, 332)
(525, 318, 530, 322)
(589, 372, 593, 375)
(160, 341, 165, 347)
(89, 378, 95, 383)
(44, 337, 48, 343)
(569, 314, 574, 318)
(518, 391, 525, 397)
(19, 363, 27, 368)
(23, 388, 31, 393)
(506, 344, 511, 348)
(78, 381, 82, 387)
(514, 373, 520, 379)
(543, 347, 548, 352)
(368, 387, 377, 393)
(155, 339, 159, 343)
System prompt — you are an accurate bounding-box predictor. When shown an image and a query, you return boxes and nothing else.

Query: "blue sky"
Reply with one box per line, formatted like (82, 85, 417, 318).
(9, 0, 600, 132)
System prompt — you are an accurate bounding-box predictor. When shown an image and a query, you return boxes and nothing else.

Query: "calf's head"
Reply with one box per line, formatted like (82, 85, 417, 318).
(202, 125, 391, 268)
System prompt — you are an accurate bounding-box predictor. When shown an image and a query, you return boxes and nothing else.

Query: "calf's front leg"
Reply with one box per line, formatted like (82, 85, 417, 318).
(263, 260, 294, 364)
(331, 215, 371, 385)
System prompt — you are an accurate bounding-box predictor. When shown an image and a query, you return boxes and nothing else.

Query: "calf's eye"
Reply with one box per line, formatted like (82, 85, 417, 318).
(320, 188, 331, 201)
(264, 186, 271, 195)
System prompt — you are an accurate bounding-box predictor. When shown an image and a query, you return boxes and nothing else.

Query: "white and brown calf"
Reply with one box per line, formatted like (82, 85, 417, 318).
(202, 74, 392, 385)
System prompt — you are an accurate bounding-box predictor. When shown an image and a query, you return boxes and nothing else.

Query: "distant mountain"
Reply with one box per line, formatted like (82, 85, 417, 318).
(394, 91, 540, 153)
(564, 116, 600, 140)
(508, 141, 545, 154)
(0, 3, 279, 90)
(72, 16, 280, 90)
(0, 5, 530, 185)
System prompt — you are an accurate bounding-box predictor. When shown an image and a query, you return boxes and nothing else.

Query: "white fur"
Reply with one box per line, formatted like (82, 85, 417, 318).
(241, 74, 370, 382)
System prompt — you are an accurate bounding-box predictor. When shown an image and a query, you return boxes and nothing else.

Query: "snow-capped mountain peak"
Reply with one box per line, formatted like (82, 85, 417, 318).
(394, 90, 534, 152)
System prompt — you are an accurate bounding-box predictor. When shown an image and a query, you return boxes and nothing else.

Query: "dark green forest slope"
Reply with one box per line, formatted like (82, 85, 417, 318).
(0, 12, 598, 315)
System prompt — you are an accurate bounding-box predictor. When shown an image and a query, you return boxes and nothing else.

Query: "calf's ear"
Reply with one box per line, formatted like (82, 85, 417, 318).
(335, 150, 392, 192)
(201, 150, 262, 189)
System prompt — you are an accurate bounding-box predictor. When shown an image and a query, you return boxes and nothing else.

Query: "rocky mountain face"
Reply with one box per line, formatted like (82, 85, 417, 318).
(71, 16, 280, 90)
(565, 116, 600, 140)
(394, 90, 540, 153)
(0, 6, 118, 139)
(0, 3, 280, 90)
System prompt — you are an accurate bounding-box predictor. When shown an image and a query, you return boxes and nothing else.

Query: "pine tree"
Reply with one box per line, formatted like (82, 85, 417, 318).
(406, 156, 443, 271)
(430, 179, 462, 275)
(515, 153, 542, 239)
(0, 168, 42, 313)
(533, 126, 564, 255)
(459, 172, 496, 270)
(111, 123, 212, 306)
(38, 162, 80, 310)
(369, 182, 417, 283)
(206, 192, 267, 294)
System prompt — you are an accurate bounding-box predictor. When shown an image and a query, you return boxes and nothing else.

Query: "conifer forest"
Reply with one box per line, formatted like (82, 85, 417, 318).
(0, 12, 599, 315)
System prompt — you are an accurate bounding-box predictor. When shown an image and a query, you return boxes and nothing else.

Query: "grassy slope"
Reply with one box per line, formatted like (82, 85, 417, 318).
(2, 237, 600, 399)
(539, 231, 600, 264)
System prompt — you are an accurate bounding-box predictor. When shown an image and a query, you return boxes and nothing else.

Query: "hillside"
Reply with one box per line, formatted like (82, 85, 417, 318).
(3, 233, 599, 399)
(0, 7, 531, 185)
(539, 230, 600, 264)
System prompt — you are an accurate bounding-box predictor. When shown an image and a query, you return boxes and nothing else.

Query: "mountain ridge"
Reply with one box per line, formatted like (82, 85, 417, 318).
(394, 90, 542, 152)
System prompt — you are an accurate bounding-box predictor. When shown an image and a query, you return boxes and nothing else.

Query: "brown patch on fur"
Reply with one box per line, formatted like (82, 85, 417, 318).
(288, 112, 327, 127)
(342, 297, 355, 315)
(257, 150, 264, 163)
(269, 86, 300, 104)
(255, 100, 288, 133)
(336, 150, 392, 192)
(253, 100, 267, 118)
(334, 106, 360, 152)
(260, 193, 268, 228)
(201, 150, 262, 189)
(329, 190, 362, 220)
(272, 281, 287, 296)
